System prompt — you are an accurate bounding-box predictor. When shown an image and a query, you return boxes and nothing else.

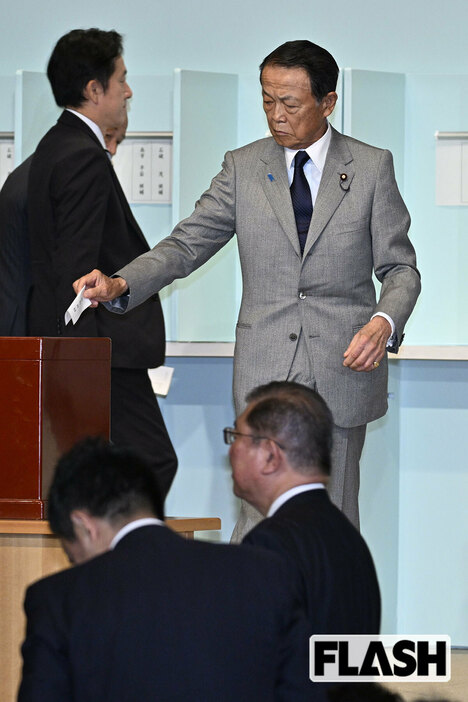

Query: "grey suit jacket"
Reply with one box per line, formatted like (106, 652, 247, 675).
(116, 127, 421, 426)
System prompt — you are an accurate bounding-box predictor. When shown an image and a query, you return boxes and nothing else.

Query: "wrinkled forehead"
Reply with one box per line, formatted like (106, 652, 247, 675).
(261, 64, 312, 94)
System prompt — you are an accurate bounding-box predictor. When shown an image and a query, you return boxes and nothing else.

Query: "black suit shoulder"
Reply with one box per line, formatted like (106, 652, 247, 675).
(20, 526, 311, 702)
(244, 490, 381, 635)
(27, 112, 165, 367)
(0, 156, 32, 335)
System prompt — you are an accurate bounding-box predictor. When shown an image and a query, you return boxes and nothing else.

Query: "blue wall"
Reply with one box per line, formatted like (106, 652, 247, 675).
(398, 361, 468, 645)
(1, 0, 467, 642)
(2, 0, 468, 79)
(2, 0, 468, 134)
(159, 358, 238, 541)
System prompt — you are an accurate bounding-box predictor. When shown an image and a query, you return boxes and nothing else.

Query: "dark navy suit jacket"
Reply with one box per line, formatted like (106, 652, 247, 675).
(244, 488, 381, 636)
(19, 525, 311, 702)
(0, 156, 32, 335)
(27, 110, 164, 368)
(243, 489, 381, 701)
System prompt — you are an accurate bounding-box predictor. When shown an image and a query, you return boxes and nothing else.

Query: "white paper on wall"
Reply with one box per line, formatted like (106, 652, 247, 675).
(113, 138, 172, 204)
(0, 140, 14, 190)
(435, 133, 468, 206)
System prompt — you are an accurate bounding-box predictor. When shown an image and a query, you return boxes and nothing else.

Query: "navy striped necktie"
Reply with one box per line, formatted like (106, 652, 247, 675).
(290, 150, 312, 254)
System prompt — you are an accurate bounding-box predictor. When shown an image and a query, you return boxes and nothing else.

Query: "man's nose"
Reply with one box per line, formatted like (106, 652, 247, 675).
(271, 103, 286, 122)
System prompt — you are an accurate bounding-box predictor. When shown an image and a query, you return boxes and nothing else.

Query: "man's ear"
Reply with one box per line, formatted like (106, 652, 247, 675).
(321, 91, 337, 118)
(82, 79, 103, 105)
(70, 509, 100, 544)
(261, 440, 283, 476)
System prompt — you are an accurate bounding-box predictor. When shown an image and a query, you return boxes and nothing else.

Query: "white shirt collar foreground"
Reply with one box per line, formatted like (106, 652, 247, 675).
(110, 517, 164, 550)
(267, 483, 325, 517)
(284, 122, 332, 173)
(66, 108, 107, 151)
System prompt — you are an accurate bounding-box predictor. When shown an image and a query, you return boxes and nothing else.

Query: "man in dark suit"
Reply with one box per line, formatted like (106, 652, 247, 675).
(0, 125, 125, 337)
(0, 156, 32, 335)
(27, 28, 177, 496)
(18, 438, 310, 702)
(225, 380, 381, 637)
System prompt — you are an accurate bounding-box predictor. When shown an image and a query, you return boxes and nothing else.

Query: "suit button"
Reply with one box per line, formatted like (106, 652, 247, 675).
(298, 291, 306, 300)
(289, 333, 298, 341)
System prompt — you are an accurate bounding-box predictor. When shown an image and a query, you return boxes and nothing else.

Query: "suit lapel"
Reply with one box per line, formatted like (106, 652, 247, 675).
(258, 130, 355, 259)
(259, 139, 301, 257)
(58, 110, 103, 149)
(107, 162, 149, 245)
(303, 127, 355, 257)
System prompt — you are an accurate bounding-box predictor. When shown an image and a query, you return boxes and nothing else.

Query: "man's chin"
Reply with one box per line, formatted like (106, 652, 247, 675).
(270, 130, 297, 148)
(232, 483, 243, 499)
(271, 134, 290, 147)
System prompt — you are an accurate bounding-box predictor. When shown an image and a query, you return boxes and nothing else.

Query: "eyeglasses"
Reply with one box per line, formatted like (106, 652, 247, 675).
(223, 427, 285, 450)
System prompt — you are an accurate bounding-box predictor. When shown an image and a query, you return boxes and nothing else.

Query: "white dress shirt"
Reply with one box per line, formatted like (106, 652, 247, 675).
(267, 483, 326, 517)
(284, 124, 332, 206)
(66, 108, 107, 150)
(110, 517, 164, 550)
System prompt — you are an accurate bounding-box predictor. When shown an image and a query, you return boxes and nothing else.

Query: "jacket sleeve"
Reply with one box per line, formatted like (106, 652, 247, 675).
(371, 149, 421, 351)
(18, 581, 73, 702)
(115, 151, 237, 312)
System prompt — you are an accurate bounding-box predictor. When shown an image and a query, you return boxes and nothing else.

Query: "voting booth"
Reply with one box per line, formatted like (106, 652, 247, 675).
(0, 337, 111, 519)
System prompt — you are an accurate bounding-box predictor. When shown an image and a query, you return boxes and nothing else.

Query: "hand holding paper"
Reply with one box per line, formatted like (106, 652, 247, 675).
(73, 269, 128, 303)
(65, 286, 92, 325)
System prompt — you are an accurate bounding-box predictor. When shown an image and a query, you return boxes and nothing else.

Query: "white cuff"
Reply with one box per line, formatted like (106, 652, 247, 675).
(371, 312, 395, 347)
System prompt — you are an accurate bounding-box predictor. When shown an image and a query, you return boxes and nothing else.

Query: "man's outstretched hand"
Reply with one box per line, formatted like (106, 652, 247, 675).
(73, 270, 128, 307)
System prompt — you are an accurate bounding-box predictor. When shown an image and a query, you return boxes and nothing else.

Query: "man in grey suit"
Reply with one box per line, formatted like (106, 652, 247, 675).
(74, 40, 421, 538)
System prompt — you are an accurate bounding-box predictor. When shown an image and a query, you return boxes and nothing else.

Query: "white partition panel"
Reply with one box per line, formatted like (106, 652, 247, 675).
(342, 68, 406, 634)
(171, 69, 239, 342)
(15, 70, 60, 164)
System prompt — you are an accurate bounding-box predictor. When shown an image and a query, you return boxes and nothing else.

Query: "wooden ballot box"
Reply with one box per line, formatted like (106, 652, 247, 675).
(0, 337, 111, 519)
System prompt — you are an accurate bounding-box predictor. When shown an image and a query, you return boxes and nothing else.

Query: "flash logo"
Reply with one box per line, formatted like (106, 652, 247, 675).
(310, 635, 450, 682)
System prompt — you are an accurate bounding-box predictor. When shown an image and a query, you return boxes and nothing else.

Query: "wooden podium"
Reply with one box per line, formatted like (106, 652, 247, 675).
(0, 337, 111, 519)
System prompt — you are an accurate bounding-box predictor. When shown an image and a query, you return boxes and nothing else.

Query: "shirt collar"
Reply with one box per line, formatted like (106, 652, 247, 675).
(284, 122, 331, 174)
(110, 518, 165, 550)
(267, 483, 326, 517)
(66, 108, 107, 151)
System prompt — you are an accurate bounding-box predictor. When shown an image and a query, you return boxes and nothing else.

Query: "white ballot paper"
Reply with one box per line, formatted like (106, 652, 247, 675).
(148, 366, 174, 397)
(65, 286, 92, 325)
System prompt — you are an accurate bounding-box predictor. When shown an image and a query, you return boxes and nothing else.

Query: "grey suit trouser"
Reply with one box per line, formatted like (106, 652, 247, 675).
(231, 332, 366, 542)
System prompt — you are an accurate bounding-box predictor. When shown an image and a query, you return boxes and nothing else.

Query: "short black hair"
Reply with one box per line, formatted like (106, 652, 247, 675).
(48, 437, 164, 541)
(245, 381, 333, 476)
(47, 28, 123, 108)
(260, 40, 339, 101)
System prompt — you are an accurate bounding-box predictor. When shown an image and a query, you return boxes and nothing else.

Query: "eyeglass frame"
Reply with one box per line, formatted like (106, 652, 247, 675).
(223, 427, 285, 450)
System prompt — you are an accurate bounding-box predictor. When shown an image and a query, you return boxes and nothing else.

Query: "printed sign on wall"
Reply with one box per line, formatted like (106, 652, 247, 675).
(0, 139, 14, 190)
(113, 138, 172, 204)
